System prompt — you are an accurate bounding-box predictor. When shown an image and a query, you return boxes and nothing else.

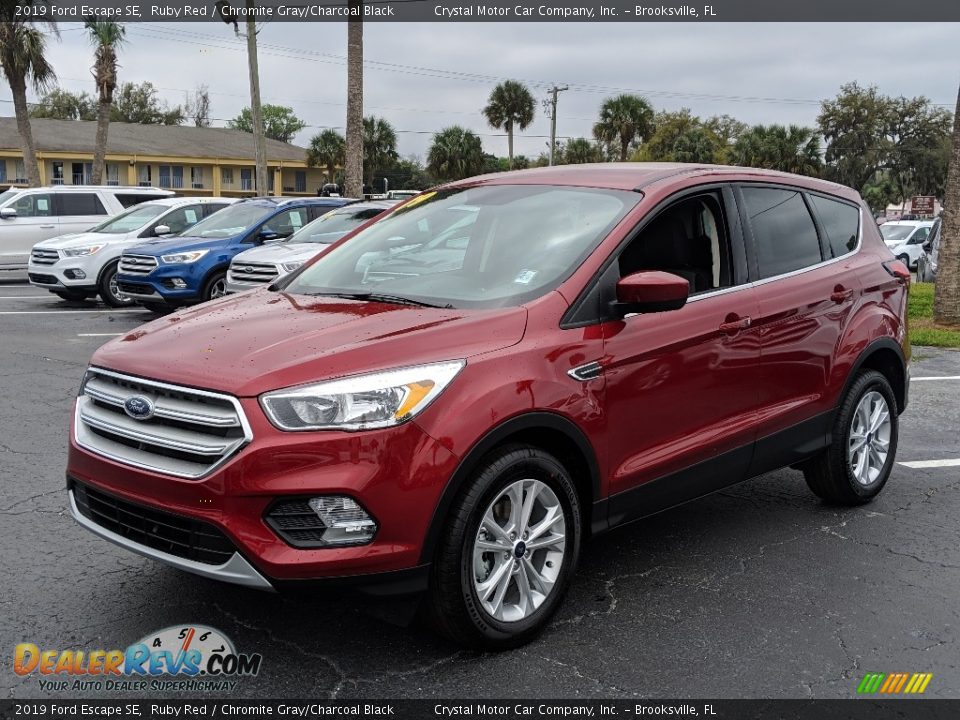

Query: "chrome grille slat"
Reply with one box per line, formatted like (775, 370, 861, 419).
(228, 261, 280, 286)
(118, 254, 159, 276)
(31, 248, 60, 265)
(75, 368, 252, 479)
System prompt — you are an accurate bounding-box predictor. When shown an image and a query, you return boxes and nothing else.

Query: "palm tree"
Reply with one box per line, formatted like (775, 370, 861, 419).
(0, 5, 58, 187)
(730, 124, 822, 177)
(362, 115, 398, 190)
(306, 129, 346, 184)
(344, 3, 363, 198)
(593, 94, 655, 162)
(564, 137, 598, 164)
(482, 80, 535, 170)
(85, 18, 125, 185)
(933, 84, 960, 325)
(428, 126, 484, 182)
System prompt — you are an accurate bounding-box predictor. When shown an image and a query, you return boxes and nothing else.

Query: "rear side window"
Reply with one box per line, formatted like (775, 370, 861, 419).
(742, 187, 822, 279)
(810, 195, 860, 258)
(58, 193, 106, 216)
(115, 193, 165, 209)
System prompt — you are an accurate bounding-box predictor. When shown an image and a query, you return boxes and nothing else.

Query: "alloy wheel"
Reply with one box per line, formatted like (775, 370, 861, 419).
(472, 478, 566, 623)
(848, 390, 891, 486)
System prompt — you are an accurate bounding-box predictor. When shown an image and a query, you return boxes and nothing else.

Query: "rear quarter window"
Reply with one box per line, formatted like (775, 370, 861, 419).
(742, 187, 822, 279)
(809, 195, 860, 258)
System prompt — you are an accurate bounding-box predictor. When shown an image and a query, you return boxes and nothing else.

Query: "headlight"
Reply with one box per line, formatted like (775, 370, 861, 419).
(61, 245, 103, 257)
(281, 261, 303, 272)
(160, 250, 208, 264)
(260, 360, 465, 431)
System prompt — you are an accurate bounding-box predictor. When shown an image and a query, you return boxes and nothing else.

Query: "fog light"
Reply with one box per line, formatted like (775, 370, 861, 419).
(64, 269, 86, 280)
(308, 496, 377, 545)
(264, 496, 377, 548)
(171, 278, 187, 288)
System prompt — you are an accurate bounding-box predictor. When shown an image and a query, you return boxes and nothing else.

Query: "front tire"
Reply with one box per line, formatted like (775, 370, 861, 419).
(424, 445, 581, 650)
(98, 262, 134, 307)
(803, 370, 898, 505)
(897, 253, 911, 269)
(202, 271, 228, 302)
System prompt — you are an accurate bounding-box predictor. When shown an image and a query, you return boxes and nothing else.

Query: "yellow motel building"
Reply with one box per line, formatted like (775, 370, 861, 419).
(0, 117, 329, 197)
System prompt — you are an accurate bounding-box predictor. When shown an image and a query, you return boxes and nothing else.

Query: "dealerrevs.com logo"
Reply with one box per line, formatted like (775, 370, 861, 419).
(14, 625, 262, 693)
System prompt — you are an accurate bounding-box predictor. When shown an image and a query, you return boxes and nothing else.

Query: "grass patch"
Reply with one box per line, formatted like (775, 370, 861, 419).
(909, 283, 960, 348)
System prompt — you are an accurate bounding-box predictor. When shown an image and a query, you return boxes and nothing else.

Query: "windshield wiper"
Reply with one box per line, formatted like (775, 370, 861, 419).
(307, 291, 454, 309)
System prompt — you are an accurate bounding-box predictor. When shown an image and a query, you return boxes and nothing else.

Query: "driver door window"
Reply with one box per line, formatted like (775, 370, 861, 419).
(11, 194, 53, 218)
(261, 208, 308, 239)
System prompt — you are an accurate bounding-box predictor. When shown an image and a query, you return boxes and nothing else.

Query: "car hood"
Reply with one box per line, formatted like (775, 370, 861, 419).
(232, 242, 323, 265)
(126, 235, 238, 256)
(34, 232, 107, 249)
(92, 289, 528, 397)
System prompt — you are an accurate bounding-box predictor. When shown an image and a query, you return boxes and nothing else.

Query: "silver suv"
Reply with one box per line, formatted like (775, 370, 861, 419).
(29, 197, 235, 305)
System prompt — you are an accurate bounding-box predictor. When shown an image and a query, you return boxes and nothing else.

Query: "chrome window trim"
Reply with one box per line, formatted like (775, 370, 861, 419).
(74, 366, 254, 479)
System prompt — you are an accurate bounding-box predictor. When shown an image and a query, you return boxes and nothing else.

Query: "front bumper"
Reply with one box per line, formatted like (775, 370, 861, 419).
(67, 398, 460, 588)
(28, 256, 103, 292)
(116, 261, 213, 303)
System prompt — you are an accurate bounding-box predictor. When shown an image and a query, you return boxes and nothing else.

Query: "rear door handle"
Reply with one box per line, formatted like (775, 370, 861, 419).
(719, 316, 751, 334)
(39, 224, 56, 229)
(830, 288, 854, 303)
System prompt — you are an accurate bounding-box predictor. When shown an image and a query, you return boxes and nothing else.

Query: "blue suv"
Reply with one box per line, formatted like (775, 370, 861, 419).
(116, 197, 351, 312)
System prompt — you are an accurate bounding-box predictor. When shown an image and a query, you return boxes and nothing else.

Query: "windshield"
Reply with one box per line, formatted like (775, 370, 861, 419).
(183, 203, 272, 238)
(282, 185, 638, 309)
(89, 203, 167, 234)
(880, 225, 917, 243)
(286, 206, 388, 245)
(0, 189, 19, 206)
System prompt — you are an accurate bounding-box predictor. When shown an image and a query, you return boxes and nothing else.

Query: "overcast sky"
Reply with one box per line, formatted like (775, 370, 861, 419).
(22, 21, 960, 160)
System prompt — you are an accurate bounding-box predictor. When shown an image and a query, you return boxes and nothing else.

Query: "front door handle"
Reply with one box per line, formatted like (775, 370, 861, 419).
(39, 224, 56, 229)
(719, 315, 751, 334)
(830, 287, 854, 303)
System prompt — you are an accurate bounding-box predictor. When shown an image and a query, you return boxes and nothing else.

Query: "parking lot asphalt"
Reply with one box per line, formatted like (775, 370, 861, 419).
(2, 275, 960, 700)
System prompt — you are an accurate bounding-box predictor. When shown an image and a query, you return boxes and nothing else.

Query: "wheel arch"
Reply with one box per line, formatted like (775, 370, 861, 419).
(417, 411, 601, 565)
(842, 337, 908, 414)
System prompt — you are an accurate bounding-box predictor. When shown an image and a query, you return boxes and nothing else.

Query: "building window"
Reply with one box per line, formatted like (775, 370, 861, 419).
(72, 162, 92, 185)
(191, 167, 204, 189)
(295, 171, 306, 193)
(159, 165, 184, 189)
(240, 168, 253, 191)
(221, 168, 234, 186)
(52, 162, 64, 185)
(268, 170, 275, 193)
(0, 161, 6, 183)
(106, 164, 120, 186)
(138, 165, 152, 186)
(15, 160, 26, 183)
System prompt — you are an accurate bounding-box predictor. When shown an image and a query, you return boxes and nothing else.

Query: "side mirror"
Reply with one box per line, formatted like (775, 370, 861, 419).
(258, 228, 279, 242)
(923, 241, 933, 252)
(614, 271, 689, 315)
(153, 224, 171, 236)
(0, 207, 17, 219)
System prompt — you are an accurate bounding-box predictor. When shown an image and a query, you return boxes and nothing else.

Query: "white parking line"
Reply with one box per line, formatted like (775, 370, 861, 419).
(77, 333, 123, 337)
(898, 459, 960, 469)
(0, 309, 141, 315)
(0, 296, 57, 299)
(911, 376, 960, 381)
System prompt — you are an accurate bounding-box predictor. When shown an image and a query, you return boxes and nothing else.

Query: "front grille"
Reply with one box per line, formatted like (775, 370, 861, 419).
(265, 499, 328, 547)
(74, 368, 252, 479)
(31, 247, 60, 265)
(117, 281, 156, 297)
(119, 254, 159, 276)
(72, 480, 236, 565)
(227, 262, 279, 287)
(29, 273, 59, 285)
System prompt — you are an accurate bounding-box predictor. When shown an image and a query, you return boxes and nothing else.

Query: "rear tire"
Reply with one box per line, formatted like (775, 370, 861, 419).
(98, 262, 134, 308)
(803, 370, 898, 505)
(424, 444, 581, 650)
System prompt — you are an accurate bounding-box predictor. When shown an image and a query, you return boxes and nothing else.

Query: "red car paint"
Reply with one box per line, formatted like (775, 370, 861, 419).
(67, 164, 909, 588)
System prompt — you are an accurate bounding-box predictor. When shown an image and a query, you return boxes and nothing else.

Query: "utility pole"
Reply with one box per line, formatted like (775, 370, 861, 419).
(547, 85, 568, 166)
(245, 8, 268, 195)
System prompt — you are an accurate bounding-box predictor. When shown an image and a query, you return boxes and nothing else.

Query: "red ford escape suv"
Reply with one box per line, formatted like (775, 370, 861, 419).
(67, 164, 910, 649)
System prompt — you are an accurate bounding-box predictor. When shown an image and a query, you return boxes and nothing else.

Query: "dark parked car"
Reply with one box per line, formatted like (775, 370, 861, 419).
(68, 164, 910, 649)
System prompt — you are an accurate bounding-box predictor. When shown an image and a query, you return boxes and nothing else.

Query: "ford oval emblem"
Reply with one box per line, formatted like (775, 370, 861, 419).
(244, 266, 254, 273)
(123, 395, 155, 421)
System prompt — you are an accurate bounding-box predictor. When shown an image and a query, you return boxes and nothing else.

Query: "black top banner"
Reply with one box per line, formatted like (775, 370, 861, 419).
(10, 0, 960, 22)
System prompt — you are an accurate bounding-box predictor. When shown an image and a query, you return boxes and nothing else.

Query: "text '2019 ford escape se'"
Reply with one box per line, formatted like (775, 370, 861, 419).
(67, 164, 910, 649)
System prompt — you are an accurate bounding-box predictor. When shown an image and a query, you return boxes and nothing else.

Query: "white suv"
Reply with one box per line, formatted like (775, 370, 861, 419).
(0, 186, 174, 272)
(879, 220, 934, 269)
(28, 197, 235, 305)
